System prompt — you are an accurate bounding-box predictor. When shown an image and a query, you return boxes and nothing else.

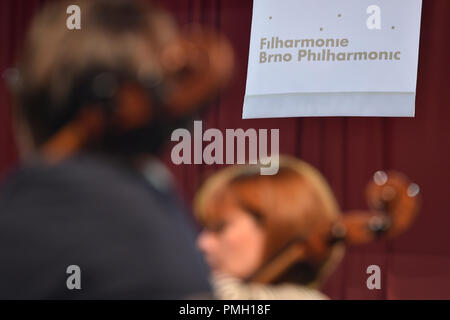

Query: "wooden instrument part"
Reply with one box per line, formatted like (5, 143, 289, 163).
(341, 171, 420, 245)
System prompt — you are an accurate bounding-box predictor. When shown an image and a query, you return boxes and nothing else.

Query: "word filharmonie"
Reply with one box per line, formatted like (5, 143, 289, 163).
(259, 37, 401, 63)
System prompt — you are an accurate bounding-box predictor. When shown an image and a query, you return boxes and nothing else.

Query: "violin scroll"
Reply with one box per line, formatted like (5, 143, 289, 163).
(337, 171, 421, 245)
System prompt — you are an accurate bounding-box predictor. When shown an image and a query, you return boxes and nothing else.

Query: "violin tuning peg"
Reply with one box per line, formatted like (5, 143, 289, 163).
(328, 223, 347, 245)
(407, 183, 420, 198)
(368, 215, 391, 235)
(373, 171, 388, 186)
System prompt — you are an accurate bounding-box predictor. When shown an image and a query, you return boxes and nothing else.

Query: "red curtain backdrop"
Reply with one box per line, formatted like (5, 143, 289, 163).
(1, 0, 450, 299)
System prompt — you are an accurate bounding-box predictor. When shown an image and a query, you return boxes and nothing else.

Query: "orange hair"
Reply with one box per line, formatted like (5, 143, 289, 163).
(194, 156, 344, 287)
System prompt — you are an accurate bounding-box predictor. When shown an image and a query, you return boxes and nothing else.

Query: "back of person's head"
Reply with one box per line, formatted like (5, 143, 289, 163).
(11, 0, 233, 160)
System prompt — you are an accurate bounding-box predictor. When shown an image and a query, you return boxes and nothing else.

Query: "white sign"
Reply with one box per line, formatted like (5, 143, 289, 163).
(243, 0, 423, 118)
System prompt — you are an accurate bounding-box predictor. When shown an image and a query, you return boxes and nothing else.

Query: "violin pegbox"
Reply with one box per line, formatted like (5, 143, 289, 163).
(366, 170, 421, 238)
(335, 171, 421, 246)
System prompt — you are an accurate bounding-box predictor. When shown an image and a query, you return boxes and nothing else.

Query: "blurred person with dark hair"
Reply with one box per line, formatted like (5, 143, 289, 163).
(0, 0, 233, 299)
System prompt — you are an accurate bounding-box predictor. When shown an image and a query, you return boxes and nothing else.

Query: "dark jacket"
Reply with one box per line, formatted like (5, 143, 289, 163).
(0, 154, 210, 299)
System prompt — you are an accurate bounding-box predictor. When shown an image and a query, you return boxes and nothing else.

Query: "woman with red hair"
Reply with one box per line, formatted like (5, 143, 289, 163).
(195, 156, 419, 299)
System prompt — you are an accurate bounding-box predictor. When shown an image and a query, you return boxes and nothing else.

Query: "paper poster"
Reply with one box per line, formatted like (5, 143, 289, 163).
(243, 0, 423, 118)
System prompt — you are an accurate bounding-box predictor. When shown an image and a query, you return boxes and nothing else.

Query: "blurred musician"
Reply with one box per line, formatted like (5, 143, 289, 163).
(195, 156, 419, 299)
(0, 0, 233, 299)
